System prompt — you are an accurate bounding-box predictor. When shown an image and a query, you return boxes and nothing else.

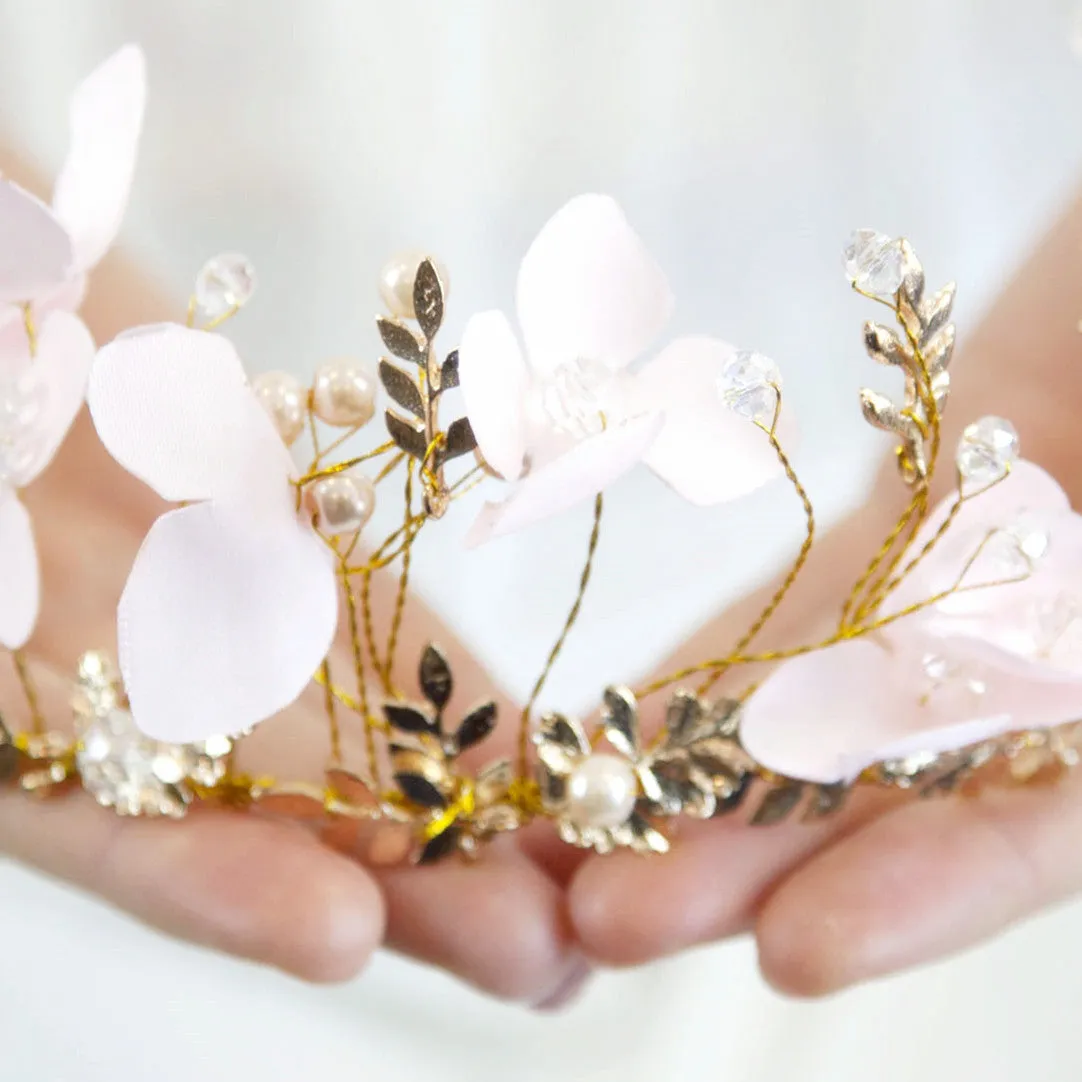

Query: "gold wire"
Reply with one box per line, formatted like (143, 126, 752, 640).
(694, 402, 814, 699)
(320, 657, 341, 766)
(12, 651, 44, 735)
(518, 493, 604, 777)
(382, 461, 416, 695)
(295, 441, 397, 487)
(342, 567, 381, 788)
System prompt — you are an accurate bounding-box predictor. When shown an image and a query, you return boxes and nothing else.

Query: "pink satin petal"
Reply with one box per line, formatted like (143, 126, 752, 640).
(0, 490, 39, 649)
(739, 639, 1021, 784)
(880, 460, 1070, 621)
(516, 194, 673, 375)
(52, 44, 146, 272)
(9, 312, 95, 487)
(466, 412, 663, 546)
(118, 502, 338, 743)
(88, 324, 293, 504)
(457, 310, 528, 480)
(0, 181, 74, 305)
(629, 336, 791, 505)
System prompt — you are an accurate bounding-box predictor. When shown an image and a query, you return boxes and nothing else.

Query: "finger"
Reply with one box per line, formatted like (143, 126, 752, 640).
(376, 839, 588, 1005)
(0, 791, 385, 983)
(755, 771, 1082, 997)
(566, 789, 897, 966)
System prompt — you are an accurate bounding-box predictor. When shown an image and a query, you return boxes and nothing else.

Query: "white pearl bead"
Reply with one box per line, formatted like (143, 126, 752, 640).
(312, 471, 376, 535)
(251, 371, 306, 446)
(378, 251, 449, 319)
(565, 753, 638, 830)
(312, 361, 376, 428)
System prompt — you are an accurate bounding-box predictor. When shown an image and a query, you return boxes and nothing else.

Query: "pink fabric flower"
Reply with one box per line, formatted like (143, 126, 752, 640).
(741, 461, 1082, 783)
(0, 44, 146, 355)
(458, 194, 790, 545)
(87, 325, 338, 744)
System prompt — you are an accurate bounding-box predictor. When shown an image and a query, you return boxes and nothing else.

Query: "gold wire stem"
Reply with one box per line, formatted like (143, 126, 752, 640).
(320, 657, 341, 766)
(359, 566, 387, 694)
(381, 462, 416, 695)
(295, 441, 397, 487)
(518, 493, 604, 778)
(21, 304, 37, 356)
(641, 526, 1020, 694)
(12, 650, 44, 734)
(695, 419, 814, 699)
(341, 569, 382, 789)
(375, 451, 407, 485)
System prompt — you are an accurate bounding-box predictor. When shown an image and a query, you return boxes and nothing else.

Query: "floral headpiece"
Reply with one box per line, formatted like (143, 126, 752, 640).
(2, 47, 1079, 864)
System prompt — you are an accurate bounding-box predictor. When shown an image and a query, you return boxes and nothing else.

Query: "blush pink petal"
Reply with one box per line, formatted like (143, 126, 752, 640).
(0, 490, 39, 649)
(880, 460, 1069, 621)
(516, 194, 673, 375)
(88, 324, 293, 505)
(52, 43, 146, 272)
(628, 336, 790, 505)
(117, 501, 338, 743)
(457, 310, 529, 480)
(0, 181, 74, 306)
(465, 412, 664, 546)
(8, 312, 96, 487)
(739, 639, 1019, 784)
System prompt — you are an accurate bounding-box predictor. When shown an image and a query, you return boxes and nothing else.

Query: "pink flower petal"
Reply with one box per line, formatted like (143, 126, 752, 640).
(466, 412, 663, 546)
(7, 312, 95, 487)
(628, 336, 791, 505)
(457, 310, 529, 480)
(516, 194, 673, 375)
(739, 639, 1018, 784)
(52, 44, 146, 272)
(0, 181, 74, 305)
(879, 460, 1068, 621)
(118, 501, 338, 742)
(88, 324, 294, 505)
(0, 490, 39, 649)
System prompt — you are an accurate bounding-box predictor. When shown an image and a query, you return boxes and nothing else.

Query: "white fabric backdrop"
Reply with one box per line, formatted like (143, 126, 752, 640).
(1, 1, 1081, 1078)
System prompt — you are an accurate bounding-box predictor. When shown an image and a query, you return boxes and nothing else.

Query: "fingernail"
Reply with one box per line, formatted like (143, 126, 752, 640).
(531, 957, 593, 1012)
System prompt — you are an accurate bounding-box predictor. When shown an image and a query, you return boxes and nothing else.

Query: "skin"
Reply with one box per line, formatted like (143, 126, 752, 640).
(3, 141, 1081, 1005)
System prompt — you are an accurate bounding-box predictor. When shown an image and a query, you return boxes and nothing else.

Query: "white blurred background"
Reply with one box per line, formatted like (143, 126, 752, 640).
(1, 1, 1082, 1078)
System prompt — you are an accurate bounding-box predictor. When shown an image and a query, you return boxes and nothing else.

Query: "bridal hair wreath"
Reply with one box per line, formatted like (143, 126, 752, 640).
(2, 45, 1081, 864)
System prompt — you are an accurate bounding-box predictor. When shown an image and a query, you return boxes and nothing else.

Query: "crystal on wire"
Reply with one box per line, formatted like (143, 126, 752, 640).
(843, 229, 904, 296)
(194, 252, 256, 321)
(717, 350, 781, 424)
(956, 415, 1019, 486)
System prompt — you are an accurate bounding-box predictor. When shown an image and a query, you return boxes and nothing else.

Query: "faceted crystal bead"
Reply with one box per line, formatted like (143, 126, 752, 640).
(717, 350, 781, 424)
(75, 701, 231, 818)
(843, 229, 904, 296)
(956, 416, 1019, 486)
(194, 252, 256, 321)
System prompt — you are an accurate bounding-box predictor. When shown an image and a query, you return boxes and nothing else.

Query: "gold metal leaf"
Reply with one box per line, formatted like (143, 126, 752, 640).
(920, 283, 956, 345)
(412, 258, 445, 342)
(535, 713, 590, 773)
(390, 747, 454, 807)
(455, 702, 498, 753)
(437, 417, 477, 465)
(438, 350, 459, 392)
(862, 321, 912, 369)
(418, 826, 460, 864)
(475, 758, 514, 805)
(602, 685, 640, 758)
(377, 316, 426, 366)
(859, 389, 909, 438)
(922, 325, 955, 375)
(378, 359, 424, 418)
(385, 410, 428, 459)
(383, 701, 436, 735)
(419, 644, 453, 710)
(750, 781, 805, 826)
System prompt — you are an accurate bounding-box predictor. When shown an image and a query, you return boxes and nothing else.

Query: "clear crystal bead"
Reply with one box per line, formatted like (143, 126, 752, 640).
(956, 416, 1020, 486)
(539, 358, 613, 439)
(194, 252, 256, 321)
(843, 229, 904, 296)
(75, 701, 231, 818)
(717, 350, 781, 424)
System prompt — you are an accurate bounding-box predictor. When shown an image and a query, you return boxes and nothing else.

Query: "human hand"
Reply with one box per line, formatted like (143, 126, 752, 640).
(561, 191, 1082, 994)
